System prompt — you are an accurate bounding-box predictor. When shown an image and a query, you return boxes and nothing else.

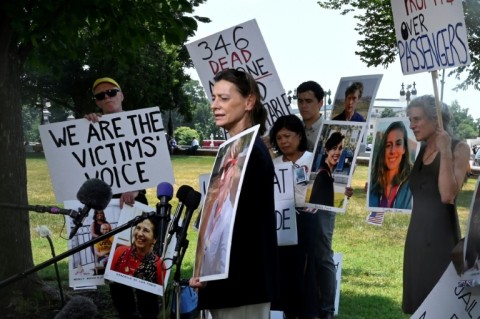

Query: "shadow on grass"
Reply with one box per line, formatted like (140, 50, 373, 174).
(338, 292, 410, 319)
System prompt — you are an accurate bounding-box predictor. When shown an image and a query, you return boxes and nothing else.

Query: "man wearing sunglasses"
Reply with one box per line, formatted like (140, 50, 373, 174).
(86, 77, 155, 319)
(84, 77, 147, 208)
(88, 77, 124, 117)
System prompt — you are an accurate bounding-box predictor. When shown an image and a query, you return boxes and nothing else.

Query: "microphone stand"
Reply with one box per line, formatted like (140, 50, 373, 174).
(172, 230, 190, 319)
(0, 211, 157, 289)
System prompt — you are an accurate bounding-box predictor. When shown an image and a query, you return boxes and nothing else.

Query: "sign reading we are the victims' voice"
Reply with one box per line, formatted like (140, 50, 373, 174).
(390, 0, 471, 75)
(186, 19, 292, 129)
(39, 107, 174, 202)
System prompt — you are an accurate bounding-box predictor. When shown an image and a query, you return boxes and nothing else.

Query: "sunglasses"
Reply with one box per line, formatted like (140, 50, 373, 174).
(93, 89, 120, 101)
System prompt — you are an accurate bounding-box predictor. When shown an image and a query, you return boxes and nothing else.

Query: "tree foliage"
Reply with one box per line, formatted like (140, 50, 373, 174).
(449, 100, 478, 139)
(381, 108, 396, 118)
(0, 0, 208, 314)
(317, 0, 480, 91)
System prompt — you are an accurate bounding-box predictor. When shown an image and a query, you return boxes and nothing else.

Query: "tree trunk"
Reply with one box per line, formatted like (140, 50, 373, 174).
(0, 8, 54, 316)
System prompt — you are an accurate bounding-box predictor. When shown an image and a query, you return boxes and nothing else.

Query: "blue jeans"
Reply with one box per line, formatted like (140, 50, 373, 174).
(315, 210, 336, 315)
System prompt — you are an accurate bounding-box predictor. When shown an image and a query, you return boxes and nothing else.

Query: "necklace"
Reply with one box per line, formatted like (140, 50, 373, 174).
(423, 147, 437, 163)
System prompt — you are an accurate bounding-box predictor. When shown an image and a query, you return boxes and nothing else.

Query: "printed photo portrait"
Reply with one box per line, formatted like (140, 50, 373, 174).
(194, 127, 258, 281)
(305, 121, 366, 213)
(367, 117, 419, 213)
(330, 74, 383, 123)
(103, 202, 174, 296)
(65, 199, 122, 287)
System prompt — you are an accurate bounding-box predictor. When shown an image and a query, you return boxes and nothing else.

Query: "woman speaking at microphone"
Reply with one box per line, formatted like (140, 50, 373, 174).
(189, 69, 279, 319)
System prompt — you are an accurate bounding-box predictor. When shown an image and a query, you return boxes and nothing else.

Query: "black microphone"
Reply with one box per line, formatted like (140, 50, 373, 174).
(30, 205, 78, 218)
(0, 203, 79, 218)
(69, 179, 113, 240)
(168, 185, 194, 236)
(156, 182, 174, 257)
(173, 190, 202, 264)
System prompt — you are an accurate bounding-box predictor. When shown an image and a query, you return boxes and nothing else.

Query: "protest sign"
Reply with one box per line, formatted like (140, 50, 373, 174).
(390, 0, 471, 75)
(194, 126, 259, 282)
(39, 107, 174, 202)
(412, 263, 480, 318)
(273, 163, 297, 246)
(186, 19, 292, 130)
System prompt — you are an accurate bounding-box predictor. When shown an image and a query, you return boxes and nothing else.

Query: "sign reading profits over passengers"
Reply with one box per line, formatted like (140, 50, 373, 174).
(186, 19, 292, 129)
(390, 0, 471, 75)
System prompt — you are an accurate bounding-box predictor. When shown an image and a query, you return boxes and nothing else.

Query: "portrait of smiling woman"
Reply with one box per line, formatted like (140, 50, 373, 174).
(369, 119, 417, 210)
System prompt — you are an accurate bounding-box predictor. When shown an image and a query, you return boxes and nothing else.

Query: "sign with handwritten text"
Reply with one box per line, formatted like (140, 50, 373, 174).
(274, 163, 297, 246)
(186, 19, 292, 130)
(390, 0, 471, 75)
(412, 263, 480, 318)
(39, 107, 174, 202)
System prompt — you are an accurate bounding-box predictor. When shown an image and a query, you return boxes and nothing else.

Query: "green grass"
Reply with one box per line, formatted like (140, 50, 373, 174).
(26, 153, 476, 318)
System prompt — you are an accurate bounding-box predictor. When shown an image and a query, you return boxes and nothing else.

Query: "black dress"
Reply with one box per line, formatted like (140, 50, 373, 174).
(402, 145, 461, 314)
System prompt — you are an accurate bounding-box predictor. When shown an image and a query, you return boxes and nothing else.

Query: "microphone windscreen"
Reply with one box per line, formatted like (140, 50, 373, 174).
(156, 182, 174, 200)
(54, 296, 97, 319)
(76, 178, 112, 210)
(184, 190, 202, 211)
(176, 185, 193, 202)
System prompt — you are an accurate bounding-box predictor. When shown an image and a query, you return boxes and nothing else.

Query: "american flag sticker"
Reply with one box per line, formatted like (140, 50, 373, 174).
(366, 211, 385, 226)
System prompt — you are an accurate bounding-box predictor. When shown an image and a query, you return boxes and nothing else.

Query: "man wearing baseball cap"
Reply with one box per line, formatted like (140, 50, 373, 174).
(85, 77, 147, 208)
(85, 77, 155, 319)
(86, 77, 124, 119)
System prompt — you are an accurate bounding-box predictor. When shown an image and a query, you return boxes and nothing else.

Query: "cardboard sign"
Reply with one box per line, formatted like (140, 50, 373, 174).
(186, 19, 292, 130)
(273, 163, 297, 246)
(39, 107, 174, 202)
(412, 263, 480, 318)
(390, 0, 471, 75)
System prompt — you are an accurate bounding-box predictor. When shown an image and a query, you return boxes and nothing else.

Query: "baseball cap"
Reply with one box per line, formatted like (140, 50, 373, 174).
(92, 77, 121, 93)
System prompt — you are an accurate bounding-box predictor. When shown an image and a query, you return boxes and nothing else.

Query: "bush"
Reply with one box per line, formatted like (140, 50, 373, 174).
(174, 127, 200, 145)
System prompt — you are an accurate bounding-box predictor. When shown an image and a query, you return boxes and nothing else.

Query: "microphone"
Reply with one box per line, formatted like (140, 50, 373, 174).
(168, 185, 194, 236)
(0, 203, 79, 218)
(69, 179, 113, 240)
(173, 190, 202, 264)
(156, 182, 174, 257)
(30, 205, 78, 218)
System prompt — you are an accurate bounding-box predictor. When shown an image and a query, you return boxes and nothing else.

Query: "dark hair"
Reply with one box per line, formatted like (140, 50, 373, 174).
(407, 95, 453, 136)
(213, 69, 267, 135)
(296, 81, 324, 101)
(269, 115, 308, 155)
(325, 132, 344, 151)
(134, 216, 159, 239)
(371, 121, 412, 196)
(93, 210, 107, 222)
(345, 82, 363, 99)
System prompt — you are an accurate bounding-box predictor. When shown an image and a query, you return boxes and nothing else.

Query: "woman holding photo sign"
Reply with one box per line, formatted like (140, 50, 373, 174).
(402, 95, 470, 314)
(189, 69, 279, 319)
(269, 114, 318, 318)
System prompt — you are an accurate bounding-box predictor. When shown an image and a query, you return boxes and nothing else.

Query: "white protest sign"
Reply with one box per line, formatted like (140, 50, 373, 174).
(390, 0, 470, 75)
(274, 163, 297, 246)
(39, 107, 174, 202)
(412, 263, 480, 318)
(186, 19, 292, 130)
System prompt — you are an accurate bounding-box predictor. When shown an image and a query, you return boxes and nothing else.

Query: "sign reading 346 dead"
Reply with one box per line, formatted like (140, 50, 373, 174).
(186, 19, 292, 129)
(390, 0, 471, 75)
(39, 107, 174, 202)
